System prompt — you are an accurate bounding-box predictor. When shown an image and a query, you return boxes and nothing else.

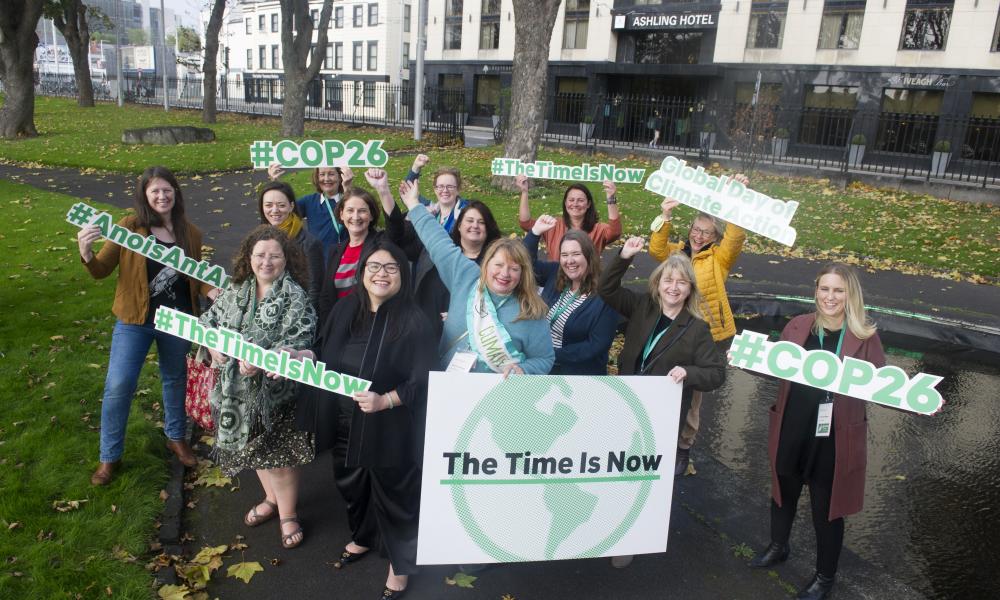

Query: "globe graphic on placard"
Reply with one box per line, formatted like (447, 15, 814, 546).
(450, 376, 657, 561)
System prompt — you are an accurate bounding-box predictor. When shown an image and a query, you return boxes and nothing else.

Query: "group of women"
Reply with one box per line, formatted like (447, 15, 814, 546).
(78, 156, 885, 600)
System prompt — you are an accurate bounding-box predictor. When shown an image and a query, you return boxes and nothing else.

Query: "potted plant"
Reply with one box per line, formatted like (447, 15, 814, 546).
(931, 139, 951, 177)
(848, 133, 866, 168)
(700, 122, 716, 151)
(579, 114, 595, 140)
(772, 127, 789, 158)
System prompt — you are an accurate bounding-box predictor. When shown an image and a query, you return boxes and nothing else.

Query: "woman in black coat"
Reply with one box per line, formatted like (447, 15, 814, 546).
(294, 239, 435, 599)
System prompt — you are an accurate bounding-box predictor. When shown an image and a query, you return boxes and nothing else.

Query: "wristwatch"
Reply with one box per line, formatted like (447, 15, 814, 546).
(606, 195, 618, 205)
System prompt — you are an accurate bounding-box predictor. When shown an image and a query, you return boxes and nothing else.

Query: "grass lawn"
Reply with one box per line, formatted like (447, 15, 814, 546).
(0, 181, 172, 599)
(0, 96, 453, 174)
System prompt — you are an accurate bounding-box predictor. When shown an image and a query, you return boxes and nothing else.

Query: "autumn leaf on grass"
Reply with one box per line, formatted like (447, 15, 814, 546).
(227, 561, 263, 583)
(444, 572, 477, 588)
(157, 584, 191, 600)
(52, 499, 88, 512)
(194, 466, 232, 488)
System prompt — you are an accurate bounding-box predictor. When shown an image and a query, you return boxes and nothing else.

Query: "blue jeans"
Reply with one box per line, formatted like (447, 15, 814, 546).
(98, 321, 191, 462)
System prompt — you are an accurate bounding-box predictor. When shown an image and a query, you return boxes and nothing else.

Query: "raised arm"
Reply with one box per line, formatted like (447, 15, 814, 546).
(405, 154, 433, 206)
(598, 237, 645, 319)
(602, 180, 622, 242)
(399, 179, 478, 293)
(516, 174, 534, 232)
(525, 214, 559, 287)
(364, 168, 396, 216)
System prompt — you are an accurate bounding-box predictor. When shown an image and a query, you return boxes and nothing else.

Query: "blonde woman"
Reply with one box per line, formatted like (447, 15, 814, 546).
(747, 263, 885, 600)
(399, 179, 554, 375)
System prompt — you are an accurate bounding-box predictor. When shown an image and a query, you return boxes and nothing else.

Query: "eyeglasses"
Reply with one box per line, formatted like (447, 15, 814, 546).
(434, 184, 458, 191)
(690, 226, 716, 238)
(364, 261, 400, 274)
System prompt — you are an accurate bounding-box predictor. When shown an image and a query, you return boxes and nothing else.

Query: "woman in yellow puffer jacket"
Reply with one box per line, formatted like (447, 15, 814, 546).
(648, 173, 749, 476)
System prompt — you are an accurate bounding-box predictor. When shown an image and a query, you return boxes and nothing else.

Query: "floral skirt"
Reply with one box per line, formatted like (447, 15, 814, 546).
(216, 404, 315, 476)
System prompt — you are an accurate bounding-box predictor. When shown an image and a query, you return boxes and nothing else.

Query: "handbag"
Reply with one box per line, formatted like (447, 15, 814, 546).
(185, 345, 216, 431)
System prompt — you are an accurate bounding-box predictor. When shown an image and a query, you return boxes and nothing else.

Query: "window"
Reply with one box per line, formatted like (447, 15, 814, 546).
(245, 18, 252, 34)
(747, 0, 787, 49)
(735, 82, 782, 106)
(325, 43, 334, 69)
(368, 3, 378, 26)
(563, 0, 589, 49)
(404, 4, 411, 33)
(402, 42, 410, 65)
(900, 0, 952, 50)
(259, 45, 266, 69)
(817, 1, 864, 49)
(445, 0, 463, 50)
(334, 42, 343, 69)
(553, 77, 587, 123)
(258, 14, 265, 31)
(439, 73, 464, 113)
(354, 5, 364, 27)
(876, 88, 943, 154)
(367, 41, 378, 71)
(335, 6, 344, 28)
(326, 80, 343, 110)
(353, 41, 363, 70)
(480, 0, 500, 49)
(363, 82, 375, 107)
(964, 93, 1000, 161)
(311, 9, 319, 25)
(473, 74, 500, 116)
(271, 45, 279, 69)
(633, 32, 704, 64)
(271, 13, 278, 32)
(247, 48, 253, 70)
(799, 85, 859, 146)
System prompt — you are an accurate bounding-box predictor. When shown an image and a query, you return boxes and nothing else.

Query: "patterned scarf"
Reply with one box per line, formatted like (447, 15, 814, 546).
(198, 272, 317, 452)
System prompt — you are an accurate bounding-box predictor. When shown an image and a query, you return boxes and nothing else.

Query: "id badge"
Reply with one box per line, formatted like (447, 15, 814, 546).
(815, 401, 833, 438)
(446, 351, 478, 373)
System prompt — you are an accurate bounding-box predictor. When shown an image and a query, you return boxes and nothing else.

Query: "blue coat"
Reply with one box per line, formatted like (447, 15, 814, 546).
(296, 192, 348, 261)
(524, 231, 620, 375)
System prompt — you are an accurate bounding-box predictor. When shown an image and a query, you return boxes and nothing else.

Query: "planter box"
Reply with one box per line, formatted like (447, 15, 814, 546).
(848, 144, 865, 168)
(700, 131, 716, 151)
(772, 137, 789, 159)
(579, 122, 595, 139)
(931, 151, 951, 177)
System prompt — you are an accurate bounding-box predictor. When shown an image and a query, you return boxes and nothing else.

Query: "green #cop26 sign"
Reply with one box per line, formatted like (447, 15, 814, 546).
(250, 139, 388, 169)
(417, 373, 680, 565)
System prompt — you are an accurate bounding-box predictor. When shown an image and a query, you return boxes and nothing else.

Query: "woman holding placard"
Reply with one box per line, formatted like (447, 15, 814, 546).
(648, 172, 750, 476)
(292, 239, 435, 599)
(257, 180, 325, 311)
(268, 163, 354, 261)
(599, 239, 725, 568)
(398, 179, 554, 376)
(78, 166, 217, 486)
(517, 174, 622, 260)
(198, 225, 316, 549)
(524, 216, 619, 375)
(747, 263, 885, 600)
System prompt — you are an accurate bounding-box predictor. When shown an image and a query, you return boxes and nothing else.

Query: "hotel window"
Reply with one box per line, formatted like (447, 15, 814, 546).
(258, 14, 265, 31)
(817, 1, 864, 49)
(404, 4, 411, 33)
(335, 42, 343, 69)
(271, 13, 278, 32)
(368, 3, 378, 26)
(311, 9, 318, 25)
(246, 48, 253, 69)
(271, 45, 279, 69)
(563, 0, 590, 49)
(553, 77, 587, 123)
(899, 0, 952, 50)
(480, 0, 500, 50)
(439, 73, 464, 112)
(335, 7, 344, 28)
(799, 85, 859, 146)
(876, 88, 943, 154)
(367, 41, 378, 71)
(445, 0, 463, 50)
(259, 45, 266, 69)
(353, 41, 363, 70)
(402, 42, 410, 65)
(747, 0, 787, 49)
(354, 5, 364, 27)
(634, 32, 704, 64)
(964, 93, 1000, 161)
(473, 74, 500, 117)
(364, 82, 376, 107)
(245, 18, 252, 34)
(324, 43, 334, 69)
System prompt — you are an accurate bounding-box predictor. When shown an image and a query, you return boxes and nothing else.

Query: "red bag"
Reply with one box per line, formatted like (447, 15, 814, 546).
(185, 351, 216, 431)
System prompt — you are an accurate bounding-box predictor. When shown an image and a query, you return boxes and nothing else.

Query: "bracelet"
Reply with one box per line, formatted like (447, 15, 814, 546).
(386, 393, 394, 409)
(606, 195, 618, 205)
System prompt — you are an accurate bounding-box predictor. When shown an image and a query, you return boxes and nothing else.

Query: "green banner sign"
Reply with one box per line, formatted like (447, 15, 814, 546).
(491, 158, 645, 183)
(250, 139, 388, 169)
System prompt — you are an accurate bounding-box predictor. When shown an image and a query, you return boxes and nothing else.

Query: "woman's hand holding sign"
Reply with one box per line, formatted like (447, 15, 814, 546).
(77, 225, 102, 262)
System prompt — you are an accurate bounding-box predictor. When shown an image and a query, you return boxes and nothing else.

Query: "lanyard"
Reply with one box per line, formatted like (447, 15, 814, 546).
(818, 326, 846, 357)
(641, 316, 672, 366)
(548, 290, 580, 324)
(322, 195, 341, 236)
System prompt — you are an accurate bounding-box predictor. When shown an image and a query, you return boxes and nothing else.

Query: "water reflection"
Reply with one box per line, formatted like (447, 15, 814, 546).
(701, 318, 1000, 600)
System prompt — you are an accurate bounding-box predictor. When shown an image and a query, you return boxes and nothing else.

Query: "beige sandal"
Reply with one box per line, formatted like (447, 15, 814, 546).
(280, 516, 304, 549)
(244, 499, 278, 527)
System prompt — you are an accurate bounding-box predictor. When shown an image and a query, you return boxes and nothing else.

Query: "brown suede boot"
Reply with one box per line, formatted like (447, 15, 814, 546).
(90, 461, 120, 486)
(165, 439, 197, 468)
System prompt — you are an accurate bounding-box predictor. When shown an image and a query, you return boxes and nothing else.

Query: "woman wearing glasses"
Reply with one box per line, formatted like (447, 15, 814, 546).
(516, 174, 622, 260)
(402, 154, 468, 233)
(292, 240, 435, 600)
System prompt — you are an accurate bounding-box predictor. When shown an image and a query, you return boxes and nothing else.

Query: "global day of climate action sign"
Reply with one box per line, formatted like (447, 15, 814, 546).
(645, 156, 798, 246)
(66, 201, 229, 288)
(250, 139, 388, 169)
(417, 373, 681, 565)
(491, 157, 646, 184)
(153, 306, 372, 397)
(729, 330, 944, 414)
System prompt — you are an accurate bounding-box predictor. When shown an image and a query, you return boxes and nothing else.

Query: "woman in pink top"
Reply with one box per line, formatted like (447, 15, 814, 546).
(517, 174, 622, 260)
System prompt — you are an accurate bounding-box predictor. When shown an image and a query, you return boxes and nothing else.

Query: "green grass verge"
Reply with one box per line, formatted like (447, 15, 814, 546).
(0, 180, 170, 599)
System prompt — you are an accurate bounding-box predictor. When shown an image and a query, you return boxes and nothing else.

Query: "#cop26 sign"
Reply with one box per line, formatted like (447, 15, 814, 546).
(417, 373, 681, 565)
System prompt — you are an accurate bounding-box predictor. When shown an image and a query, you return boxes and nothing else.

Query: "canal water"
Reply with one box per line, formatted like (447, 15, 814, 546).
(700, 317, 1000, 600)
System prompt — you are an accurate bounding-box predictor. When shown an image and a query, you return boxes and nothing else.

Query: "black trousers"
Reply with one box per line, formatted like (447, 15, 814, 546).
(332, 415, 422, 575)
(770, 471, 845, 577)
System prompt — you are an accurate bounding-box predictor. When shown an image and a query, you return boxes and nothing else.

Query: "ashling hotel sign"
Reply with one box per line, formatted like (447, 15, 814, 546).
(613, 10, 720, 31)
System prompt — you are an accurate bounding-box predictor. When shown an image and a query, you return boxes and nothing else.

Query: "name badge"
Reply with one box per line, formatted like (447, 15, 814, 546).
(815, 402, 833, 438)
(446, 351, 478, 373)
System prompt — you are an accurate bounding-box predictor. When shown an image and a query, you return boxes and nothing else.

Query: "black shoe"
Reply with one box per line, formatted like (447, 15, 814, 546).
(333, 546, 370, 569)
(748, 542, 790, 568)
(795, 572, 835, 600)
(380, 586, 407, 600)
(674, 448, 690, 477)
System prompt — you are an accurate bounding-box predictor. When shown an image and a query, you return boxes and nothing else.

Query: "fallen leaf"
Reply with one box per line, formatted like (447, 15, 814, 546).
(52, 499, 88, 512)
(157, 584, 191, 600)
(193, 467, 232, 488)
(227, 561, 263, 583)
(447, 572, 477, 588)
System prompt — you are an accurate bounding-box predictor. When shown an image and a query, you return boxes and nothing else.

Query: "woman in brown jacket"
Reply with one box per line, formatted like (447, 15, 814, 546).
(747, 263, 886, 600)
(77, 166, 217, 485)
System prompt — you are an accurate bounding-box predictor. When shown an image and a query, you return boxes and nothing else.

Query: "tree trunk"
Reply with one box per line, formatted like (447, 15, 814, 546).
(0, 1, 45, 138)
(201, 0, 227, 123)
(494, 0, 562, 191)
(278, 0, 332, 137)
(53, 0, 94, 107)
